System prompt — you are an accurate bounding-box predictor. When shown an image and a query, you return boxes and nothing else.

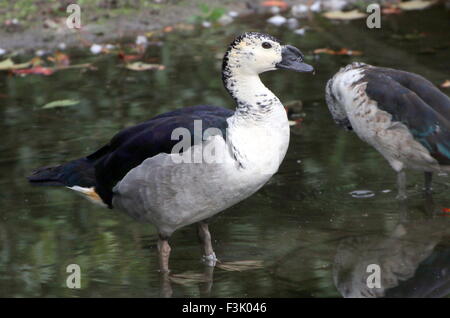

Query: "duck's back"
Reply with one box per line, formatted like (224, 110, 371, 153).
(326, 63, 450, 170)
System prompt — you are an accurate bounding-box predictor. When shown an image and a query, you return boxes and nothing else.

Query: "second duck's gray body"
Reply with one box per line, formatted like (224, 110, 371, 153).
(326, 62, 450, 175)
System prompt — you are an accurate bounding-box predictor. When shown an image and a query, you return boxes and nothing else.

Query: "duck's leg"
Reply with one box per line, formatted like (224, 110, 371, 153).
(424, 171, 433, 193)
(157, 235, 171, 273)
(197, 221, 217, 267)
(396, 170, 407, 200)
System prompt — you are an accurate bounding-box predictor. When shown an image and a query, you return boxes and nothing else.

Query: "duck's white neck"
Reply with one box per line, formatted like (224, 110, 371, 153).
(223, 61, 282, 122)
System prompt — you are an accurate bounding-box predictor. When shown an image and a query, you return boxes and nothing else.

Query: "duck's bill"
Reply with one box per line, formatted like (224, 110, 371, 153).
(276, 45, 314, 73)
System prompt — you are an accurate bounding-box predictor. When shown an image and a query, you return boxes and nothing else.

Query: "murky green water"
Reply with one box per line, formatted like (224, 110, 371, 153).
(1, 7, 449, 298)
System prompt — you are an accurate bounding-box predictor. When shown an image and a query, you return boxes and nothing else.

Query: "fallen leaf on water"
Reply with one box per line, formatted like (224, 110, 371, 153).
(125, 62, 165, 71)
(440, 80, 450, 88)
(163, 26, 173, 33)
(382, 6, 403, 14)
(398, 0, 435, 10)
(262, 0, 289, 9)
(323, 10, 366, 20)
(118, 51, 142, 62)
(313, 48, 363, 56)
(0, 58, 31, 71)
(441, 208, 450, 213)
(42, 99, 80, 109)
(12, 66, 54, 76)
(47, 52, 70, 67)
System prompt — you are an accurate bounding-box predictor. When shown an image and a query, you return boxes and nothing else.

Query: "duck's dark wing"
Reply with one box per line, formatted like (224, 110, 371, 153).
(362, 68, 450, 166)
(88, 105, 234, 206)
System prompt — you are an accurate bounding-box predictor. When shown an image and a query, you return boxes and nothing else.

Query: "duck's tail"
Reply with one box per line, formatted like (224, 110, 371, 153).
(27, 158, 107, 207)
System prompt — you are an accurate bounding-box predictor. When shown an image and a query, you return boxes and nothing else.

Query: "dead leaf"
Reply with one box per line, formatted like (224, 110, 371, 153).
(47, 52, 70, 67)
(12, 66, 54, 76)
(398, 0, 435, 10)
(440, 80, 450, 88)
(382, 6, 403, 14)
(118, 51, 143, 62)
(42, 99, 80, 109)
(125, 62, 165, 71)
(323, 10, 366, 20)
(262, 1, 289, 9)
(0, 58, 31, 71)
(313, 48, 363, 56)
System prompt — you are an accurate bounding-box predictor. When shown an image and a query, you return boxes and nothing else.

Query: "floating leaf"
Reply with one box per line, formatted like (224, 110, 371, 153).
(118, 52, 142, 62)
(323, 10, 366, 20)
(398, 0, 435, 10)
(47, 52, 70, 67)
(440, 80, 450, 88)
(125, 62, 165, 71)
(262, 0, 289, 9)
(313, 48, 363, 56)
(382, 6, 403, 14)
(12, 66, 54, 76)
(0, 58, 31, 70)
(42, 99, 80, 109)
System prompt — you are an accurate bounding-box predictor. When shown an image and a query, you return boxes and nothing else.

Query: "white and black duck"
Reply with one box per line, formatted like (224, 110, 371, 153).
(28, 32, 314, 272)
(326, 62, 450, 199)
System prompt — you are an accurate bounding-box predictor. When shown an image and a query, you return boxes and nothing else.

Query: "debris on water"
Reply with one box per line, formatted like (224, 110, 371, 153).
(90, 44, 103, 54)
(440, 80, 450, 88)
(0, 48, 6, 56)
(135, 35, 148, 46)
(313, 48, 363, 56)
(323, 10, 367, 20)
(218, 14, 233, 26)
(125, 62, 165, 71)
(350, 190, 375, 198)
(310, 1, 322, 12)
(35, 49, 47, 57)
(294, 28, 306, 36)
(291, 4, 309, 18)
(58, 43, 67, 50)
(42, 99, 80, 109)
(262, 0, 289, 10)
(228, 11, 239, 18)
(202, 21, 212, 28)
(381, 189, 392, 193)
(398, 0, 435, 11)
(286, 18, 299, 30)
(267, 15, 287, 26)
(297, 160, 302, 164)
(323, 0, 347, 11)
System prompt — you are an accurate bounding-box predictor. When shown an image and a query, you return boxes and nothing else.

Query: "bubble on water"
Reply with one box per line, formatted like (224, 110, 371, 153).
(350, 190, 375, 198)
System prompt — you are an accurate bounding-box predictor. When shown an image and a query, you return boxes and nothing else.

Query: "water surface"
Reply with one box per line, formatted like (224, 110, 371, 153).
(0, 6, 449, 297)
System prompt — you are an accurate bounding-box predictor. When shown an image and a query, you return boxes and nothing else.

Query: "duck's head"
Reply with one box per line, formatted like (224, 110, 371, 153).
(223, 32, 314, 77)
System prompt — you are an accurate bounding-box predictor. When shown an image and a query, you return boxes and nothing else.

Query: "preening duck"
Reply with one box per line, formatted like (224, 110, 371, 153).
(28, 32, 314, 272)
(326, 62, 450, 199)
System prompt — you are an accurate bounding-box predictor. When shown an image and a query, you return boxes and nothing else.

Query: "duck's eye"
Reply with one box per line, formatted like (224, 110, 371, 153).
(262, 42, 272, 49)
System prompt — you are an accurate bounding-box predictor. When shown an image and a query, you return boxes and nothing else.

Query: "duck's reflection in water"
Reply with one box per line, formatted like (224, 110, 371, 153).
(333, 201, 450, 298)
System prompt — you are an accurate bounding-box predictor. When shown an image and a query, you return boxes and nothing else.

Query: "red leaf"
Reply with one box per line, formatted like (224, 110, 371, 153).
(118, 51, 142, 62)
(12, 66, 54, 76)
(442, 208, 450, 213)
(262, 1, 289, 9)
